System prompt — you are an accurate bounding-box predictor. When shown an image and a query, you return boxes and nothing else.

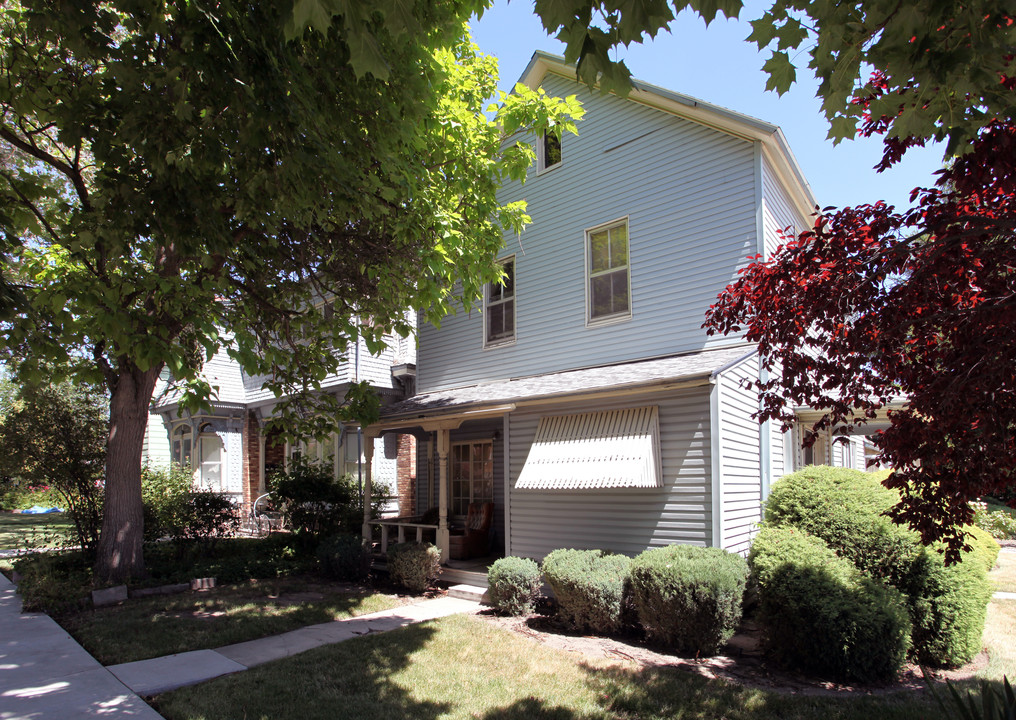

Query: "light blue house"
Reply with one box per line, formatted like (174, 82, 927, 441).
(363, 52, 868, 566)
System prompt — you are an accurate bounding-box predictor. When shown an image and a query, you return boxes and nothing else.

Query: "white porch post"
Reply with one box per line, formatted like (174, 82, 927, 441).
(361, 430, 376, 544)
(436, 428, 450, 563)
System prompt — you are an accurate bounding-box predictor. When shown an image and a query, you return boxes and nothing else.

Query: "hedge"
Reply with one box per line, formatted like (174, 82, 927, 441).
(387, 542, 440, 593)
(764, 466, 993, 667)
(488, 556, 543, 616)
(628, 544, 747, 655)
(542, 549, 630, 634)
(748, 526, 911, 683)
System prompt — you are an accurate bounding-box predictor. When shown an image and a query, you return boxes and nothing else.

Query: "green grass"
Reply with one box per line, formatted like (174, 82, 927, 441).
(0, 511, 75, 552)
(154, 614, 950, 720)
(57, 576, 404, 665)
(991, 551, 1016, 594)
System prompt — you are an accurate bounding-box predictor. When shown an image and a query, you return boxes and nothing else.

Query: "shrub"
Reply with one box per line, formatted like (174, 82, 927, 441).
(267, 460, 388, 541)
(387, 542, 440, 592)
(966, 524, 1001, 571)
(765, 466, 993, 667)
(141, 463, 193, 541)
(143, 535, 314, 584)
(12, 551, 93, 614)
(542, 548, 631, 634)
(488, 556, 542, 616)
(317, 534, 371, 581)
(629, 544, 748, 655)
(972, 499, 1016, 540)
(749, 526, 911, 683)
(176, 492, 240, 544)
(906, 544, 994, 667)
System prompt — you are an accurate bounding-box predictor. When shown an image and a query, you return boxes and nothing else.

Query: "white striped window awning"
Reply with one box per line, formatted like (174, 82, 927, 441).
(515, 406, 662, 490)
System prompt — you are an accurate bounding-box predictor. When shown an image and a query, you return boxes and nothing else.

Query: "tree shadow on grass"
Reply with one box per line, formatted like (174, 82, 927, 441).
(152, 622, 452, 720)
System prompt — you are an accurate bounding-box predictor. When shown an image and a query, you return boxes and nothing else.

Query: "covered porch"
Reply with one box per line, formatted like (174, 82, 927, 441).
(359, 404, 513, 565)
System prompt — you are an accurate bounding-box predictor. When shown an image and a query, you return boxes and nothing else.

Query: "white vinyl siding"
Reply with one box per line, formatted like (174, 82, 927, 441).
(761, 152, 810, 260)
(507, 386, 712, 561)
(715, 356, 763, 556)
(418, 73, 758, 394)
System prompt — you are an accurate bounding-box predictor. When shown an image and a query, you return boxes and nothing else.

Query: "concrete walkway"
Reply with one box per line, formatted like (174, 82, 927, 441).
(0, 572, 162, 720)
(107, 595, 480, 696)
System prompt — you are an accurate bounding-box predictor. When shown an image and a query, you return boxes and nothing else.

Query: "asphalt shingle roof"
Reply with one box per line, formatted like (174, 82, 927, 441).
(380, 345, 755, 420)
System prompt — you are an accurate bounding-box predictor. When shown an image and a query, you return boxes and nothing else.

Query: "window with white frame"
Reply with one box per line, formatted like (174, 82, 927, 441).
(171, 425, 192, 468)
(538, 129, 561, 172)
(197, 423, 224, 492)
(586, 219, 631, 323)
(450, 441, 494, 517)
(484, 257, 515, 347)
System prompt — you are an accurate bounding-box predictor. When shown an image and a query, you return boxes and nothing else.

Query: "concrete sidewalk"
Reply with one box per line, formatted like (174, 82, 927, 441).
(0, 572, 163, 720)
(106, 595, 480, 696)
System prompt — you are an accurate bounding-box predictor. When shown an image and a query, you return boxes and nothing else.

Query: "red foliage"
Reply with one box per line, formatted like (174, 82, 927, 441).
(704, 124, 1016, 560)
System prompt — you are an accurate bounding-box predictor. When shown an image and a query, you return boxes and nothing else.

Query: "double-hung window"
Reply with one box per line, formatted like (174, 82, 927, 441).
(484, 257, 515, 347)
(586, 218, 631, 323)
(538, 130, 561, 172)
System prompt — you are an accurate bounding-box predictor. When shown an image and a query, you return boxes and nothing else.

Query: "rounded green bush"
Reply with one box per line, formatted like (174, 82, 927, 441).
(316, 534, 371, 581)
(488, 556, 542, 616)
(542, 548, 630, 634)
(966, 525, 1001, 572)
(764, 466, 993, 667)
(387, 542, 440, 593)
(629, 544, 748, 655)
(749, 526, 911, 683)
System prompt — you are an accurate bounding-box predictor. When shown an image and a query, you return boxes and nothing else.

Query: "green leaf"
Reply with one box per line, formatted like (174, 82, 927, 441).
(762, 51, 796, 94)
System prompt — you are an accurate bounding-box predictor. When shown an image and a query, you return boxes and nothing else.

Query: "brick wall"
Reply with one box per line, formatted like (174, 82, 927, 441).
(396, 433, 417, 517)
(241, 411, 261, 512)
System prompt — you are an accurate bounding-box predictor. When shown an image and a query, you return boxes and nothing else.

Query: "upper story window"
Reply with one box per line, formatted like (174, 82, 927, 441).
(586, 218, 631, 323)
(538, 130, 561, 172)
(484, 257, 516, 347)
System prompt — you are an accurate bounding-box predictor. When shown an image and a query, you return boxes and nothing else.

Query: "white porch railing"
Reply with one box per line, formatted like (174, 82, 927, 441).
(375, 519, 439, 555)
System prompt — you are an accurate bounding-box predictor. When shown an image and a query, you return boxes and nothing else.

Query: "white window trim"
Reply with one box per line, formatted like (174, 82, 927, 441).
(537, 130, 562, 174)
(450, 439, 495, 518)
(482, 255, 517, 349)
(584, 216, 633, 327)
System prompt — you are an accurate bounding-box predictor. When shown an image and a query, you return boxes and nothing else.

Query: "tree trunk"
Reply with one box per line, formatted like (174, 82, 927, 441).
(94, 366, 159, 584)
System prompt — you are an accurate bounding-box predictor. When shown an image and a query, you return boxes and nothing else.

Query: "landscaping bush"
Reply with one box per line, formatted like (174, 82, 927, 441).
(141, 463, 193, 541)
(906, 544, 994, 667)
(267, 460, 388, 542)
(748, 526, 911, 683)
(764, 466, 993, 667)
(628, 544, 748, 655)
(387, 542, 440, 592)
(972, 499, 1016, 540)
(541, 548, 631, 634)
(12, 551, 93, 614)
(144, 535, 314, 585)
(317, 534, 371, 581)
(966, 524, 1001, 571)
(487, 556, 542, 616)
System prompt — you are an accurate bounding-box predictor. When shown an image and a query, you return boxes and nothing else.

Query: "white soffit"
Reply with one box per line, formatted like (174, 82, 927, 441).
(516, 406, 662, 490)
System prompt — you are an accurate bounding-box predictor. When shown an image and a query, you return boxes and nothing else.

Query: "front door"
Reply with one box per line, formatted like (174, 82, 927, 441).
(450, 440, 493, 518)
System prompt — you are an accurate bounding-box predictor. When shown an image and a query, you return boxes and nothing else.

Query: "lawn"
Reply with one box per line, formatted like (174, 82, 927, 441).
(0, 511, 75, 553)
(57, 576, 405, 665)
(992, 550, 1016, 594)
(153, 614, 951, 720)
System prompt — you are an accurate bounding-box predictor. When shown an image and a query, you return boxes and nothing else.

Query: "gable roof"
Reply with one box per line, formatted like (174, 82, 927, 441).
(519, 51, 818, 221)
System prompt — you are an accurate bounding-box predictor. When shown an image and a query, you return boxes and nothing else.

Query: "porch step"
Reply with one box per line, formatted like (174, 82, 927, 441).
(447, 584, 488, 604)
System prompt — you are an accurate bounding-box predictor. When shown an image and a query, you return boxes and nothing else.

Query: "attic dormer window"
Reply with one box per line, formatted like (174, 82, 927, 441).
(539, 129, 561, 172)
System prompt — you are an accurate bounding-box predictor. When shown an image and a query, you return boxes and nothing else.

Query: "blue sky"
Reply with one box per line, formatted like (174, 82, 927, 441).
(470, 0, 947, 214)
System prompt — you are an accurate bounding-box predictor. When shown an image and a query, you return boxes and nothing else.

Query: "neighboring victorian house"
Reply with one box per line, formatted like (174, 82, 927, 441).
(149, 320, 418, 514)
(360, 52, 868, 567)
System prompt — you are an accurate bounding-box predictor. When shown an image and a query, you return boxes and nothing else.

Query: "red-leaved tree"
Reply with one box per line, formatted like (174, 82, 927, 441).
(704, 122, 1016, 560)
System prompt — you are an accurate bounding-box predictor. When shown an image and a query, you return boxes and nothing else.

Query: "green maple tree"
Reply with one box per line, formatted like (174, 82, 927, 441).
(0, 0, 581, 582)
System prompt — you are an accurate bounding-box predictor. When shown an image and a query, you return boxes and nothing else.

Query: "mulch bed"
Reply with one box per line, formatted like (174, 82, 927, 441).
(472, 606, 987, 697)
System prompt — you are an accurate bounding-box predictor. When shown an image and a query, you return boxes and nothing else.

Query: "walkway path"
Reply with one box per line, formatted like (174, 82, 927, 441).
(1, 569, 480, 719)
(107, 595, 480, 696)
(0, 572, 162, 720)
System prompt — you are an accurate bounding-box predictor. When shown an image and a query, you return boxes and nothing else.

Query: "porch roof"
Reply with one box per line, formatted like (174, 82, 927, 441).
(376, 345, 754, 424)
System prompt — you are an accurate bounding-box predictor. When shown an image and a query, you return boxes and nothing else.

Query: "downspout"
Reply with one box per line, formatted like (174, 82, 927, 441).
(755, 140, 773, 501)
(355, 332, 362, 495)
